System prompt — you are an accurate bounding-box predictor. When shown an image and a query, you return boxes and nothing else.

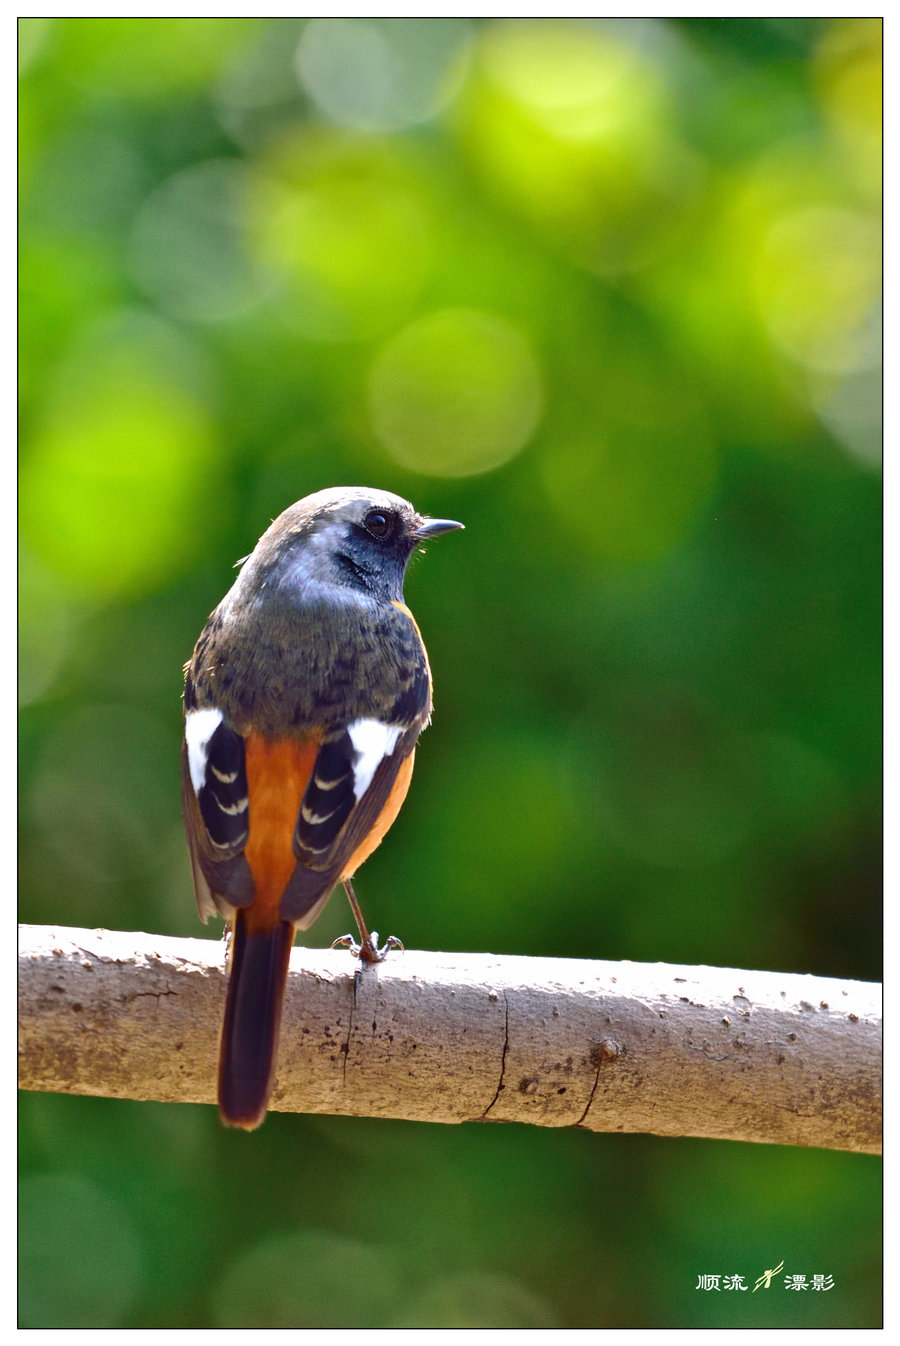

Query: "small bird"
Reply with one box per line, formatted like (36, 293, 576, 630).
(181, 487, 463, 1129)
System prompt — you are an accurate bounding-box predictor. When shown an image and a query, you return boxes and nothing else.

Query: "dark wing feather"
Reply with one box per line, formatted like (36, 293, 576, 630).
(181, 744, 218, 922)
(181, 725, 255, 922)
(280, 722, 421, 927)
(294, 729, 359, 865)
(323, 724, 421, 868)
(196, 719, 250, 853)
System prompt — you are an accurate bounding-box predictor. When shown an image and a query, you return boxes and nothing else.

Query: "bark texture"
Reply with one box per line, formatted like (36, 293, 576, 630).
(18, 924, 881, 1153)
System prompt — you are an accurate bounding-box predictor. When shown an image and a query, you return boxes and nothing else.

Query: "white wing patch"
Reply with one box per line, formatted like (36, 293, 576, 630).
(185, 707, 224, 793)
(347, 718, 402, 800)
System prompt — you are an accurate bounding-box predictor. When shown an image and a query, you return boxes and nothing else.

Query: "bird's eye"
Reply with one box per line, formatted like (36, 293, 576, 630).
(363, 509, 392, 539)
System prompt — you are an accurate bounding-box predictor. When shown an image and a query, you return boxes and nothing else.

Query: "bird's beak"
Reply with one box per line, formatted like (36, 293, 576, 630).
(414, 517, 465, 540)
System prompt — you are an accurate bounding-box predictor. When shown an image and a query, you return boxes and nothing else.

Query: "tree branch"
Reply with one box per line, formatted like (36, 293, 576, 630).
(18, 924, 881, 1153)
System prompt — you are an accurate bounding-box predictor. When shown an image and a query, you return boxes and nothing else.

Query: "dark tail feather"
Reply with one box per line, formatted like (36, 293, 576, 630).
(218, 914, 294, 1130)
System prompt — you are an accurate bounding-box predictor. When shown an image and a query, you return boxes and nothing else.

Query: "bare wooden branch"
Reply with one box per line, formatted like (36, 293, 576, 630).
(18, 924, 880, 1153)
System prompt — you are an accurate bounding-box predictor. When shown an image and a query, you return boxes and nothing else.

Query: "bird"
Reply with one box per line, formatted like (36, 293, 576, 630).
(181, 486, 463, 1130)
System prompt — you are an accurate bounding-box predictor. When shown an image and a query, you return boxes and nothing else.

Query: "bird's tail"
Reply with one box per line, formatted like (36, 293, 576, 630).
(218, 912, 294, 1130)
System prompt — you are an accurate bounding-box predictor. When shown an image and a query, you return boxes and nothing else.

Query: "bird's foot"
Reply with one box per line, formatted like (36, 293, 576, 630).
(332, 931, 404, 964)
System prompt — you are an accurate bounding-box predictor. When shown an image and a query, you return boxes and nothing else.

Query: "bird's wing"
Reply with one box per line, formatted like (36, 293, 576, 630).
(181, 711, 255, 921)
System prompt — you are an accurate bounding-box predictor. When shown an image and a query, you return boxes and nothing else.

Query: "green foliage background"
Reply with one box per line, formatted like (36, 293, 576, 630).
(19, 16, 881, 1330)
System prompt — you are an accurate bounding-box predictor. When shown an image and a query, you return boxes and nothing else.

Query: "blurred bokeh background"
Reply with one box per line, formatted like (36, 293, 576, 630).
(19, 16, 881, 1330)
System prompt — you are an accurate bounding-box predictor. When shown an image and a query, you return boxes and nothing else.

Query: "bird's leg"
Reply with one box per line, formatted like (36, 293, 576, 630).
(332, 877, 404, 964)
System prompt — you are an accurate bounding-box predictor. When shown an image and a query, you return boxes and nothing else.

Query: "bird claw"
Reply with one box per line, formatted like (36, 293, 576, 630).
(332, 932, 404, 964)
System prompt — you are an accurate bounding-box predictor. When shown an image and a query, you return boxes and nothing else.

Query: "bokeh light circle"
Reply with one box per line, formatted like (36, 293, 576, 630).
(756, 204, 881, 375)
(368, 307, 543, 477)
(251, 172, 432, 341)
(294, 17, 472, 133)
(128, 158, 275, 323)
(19, 1173, 144, 1328)
(214, 1228, 399, 1328)
(19, 310, 219, 597)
